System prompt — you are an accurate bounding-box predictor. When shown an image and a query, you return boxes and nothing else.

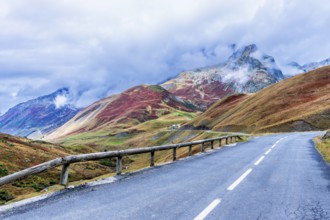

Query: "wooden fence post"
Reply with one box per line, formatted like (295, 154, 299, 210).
(219, 139, 222, 147)
(173, 148, 177, 161)
(189, 145, 192, 156)
(60, 163, 70, 187)
(150, 151, 155, 167)
(116, 156, 123, 175)
(211, 141, 214, 149)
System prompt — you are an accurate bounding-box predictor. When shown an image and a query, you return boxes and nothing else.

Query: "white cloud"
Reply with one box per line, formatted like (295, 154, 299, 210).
(54, 95, 68, 109)
(0, 0, 329, 113)
(222, 67, 251, 85)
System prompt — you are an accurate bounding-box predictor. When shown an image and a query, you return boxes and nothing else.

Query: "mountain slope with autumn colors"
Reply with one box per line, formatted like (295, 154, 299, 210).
(187, 66, 330, 133)
(46, 85, 198, 142)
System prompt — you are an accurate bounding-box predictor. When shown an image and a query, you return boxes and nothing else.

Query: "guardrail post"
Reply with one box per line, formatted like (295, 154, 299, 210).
(150, 151, 155, 167)
(189, 145, 192, 156)
(211, 141, 214, 149)
(201, 143, 205, 152)
(173, 148, 177, 161)
(219, 139, 222, 147)
(226, 137, 228, 145)
(60, 163, 70, 187)
(116, 156, 123, 175)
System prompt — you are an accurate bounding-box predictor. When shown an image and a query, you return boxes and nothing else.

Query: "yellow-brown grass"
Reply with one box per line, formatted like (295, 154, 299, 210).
(189, 66, 330, 133)
(0, 133, 111, 205)
(314, 134, 330, 163)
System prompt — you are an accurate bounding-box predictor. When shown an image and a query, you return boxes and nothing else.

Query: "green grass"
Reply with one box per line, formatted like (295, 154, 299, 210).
(58, 110, 199, 151)
(0, 163, 8, 177)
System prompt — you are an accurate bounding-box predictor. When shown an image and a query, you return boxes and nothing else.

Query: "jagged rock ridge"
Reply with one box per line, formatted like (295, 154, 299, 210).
(161, 44, 284, 109)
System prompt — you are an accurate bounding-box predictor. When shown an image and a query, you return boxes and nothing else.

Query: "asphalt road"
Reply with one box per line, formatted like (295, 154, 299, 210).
(1, 132, 330, 220)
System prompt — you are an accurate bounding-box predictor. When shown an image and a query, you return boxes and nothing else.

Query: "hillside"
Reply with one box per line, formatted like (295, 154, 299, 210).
(161, 44, 284, 109)
(45, 85, 198, 144)
(188, 66, 330, 133)
(0, 133, 110, 204)
(0, 88, 79, 138)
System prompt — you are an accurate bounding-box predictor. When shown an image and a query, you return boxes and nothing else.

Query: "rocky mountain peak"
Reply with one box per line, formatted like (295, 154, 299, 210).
(228, 44, 258, 63)
(161, 44, 285, 109)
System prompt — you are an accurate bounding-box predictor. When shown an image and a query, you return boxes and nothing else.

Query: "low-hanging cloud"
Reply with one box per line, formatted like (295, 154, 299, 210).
(0, 0, 329, 113)
(54, 95, 68, 109)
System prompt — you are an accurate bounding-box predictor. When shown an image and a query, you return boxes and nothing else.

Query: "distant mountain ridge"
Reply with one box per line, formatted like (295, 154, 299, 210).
(0, 88, 79, 138)
(161, 44, 284, 109)
(288, 58, 330, 73)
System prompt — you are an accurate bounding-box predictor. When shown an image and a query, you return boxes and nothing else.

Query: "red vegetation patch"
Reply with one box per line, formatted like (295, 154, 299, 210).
(167, 81, 234, 110)
(80, 85, 196, 130)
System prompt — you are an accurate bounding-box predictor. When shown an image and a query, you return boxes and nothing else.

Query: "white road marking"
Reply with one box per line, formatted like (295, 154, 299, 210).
(265, 149, 272, 155)
(224, 143, 237, 147)
(254, 156, 265, 166)
(227, 168, 253, 191)
(272, 137, 287, 149)
(194, 198, 221, 220)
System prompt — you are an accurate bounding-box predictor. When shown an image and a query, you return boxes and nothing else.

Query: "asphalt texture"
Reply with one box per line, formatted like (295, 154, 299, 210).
(1, 132, 330, 220)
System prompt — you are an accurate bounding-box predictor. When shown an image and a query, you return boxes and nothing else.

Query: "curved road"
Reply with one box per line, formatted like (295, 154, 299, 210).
(1, 132, 330, 219)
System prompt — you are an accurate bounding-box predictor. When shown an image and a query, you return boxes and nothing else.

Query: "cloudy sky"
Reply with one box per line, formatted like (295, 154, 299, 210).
(0, 0, 329, 113)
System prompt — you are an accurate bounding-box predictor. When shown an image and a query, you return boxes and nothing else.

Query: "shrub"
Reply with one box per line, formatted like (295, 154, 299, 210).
(32, 183, 48, 192)
(0, 163, 8, 177)
(0, 190, 14, 204)
(100, 158, 116, 167)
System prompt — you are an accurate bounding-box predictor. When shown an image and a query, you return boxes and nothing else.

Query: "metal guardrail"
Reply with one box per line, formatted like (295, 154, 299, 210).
(0, 135, 243, 187)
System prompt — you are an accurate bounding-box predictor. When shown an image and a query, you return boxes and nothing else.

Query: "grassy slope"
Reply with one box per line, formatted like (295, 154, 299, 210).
(189, 66, 330, 133)
(55, 110, 198, 151)
(315, 132, 330, 163)
(0, 133, 112, 205)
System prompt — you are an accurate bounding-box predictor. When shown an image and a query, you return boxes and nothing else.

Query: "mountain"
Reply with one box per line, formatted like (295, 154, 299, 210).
(288, 58, 330, 73)
(161, 44, 284, 109)
(0, 88, 79, 138)
(45, 85, 198, 142)
(186, 65, 330, 133)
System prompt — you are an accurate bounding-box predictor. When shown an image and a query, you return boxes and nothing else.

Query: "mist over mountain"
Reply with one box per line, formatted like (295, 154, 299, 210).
(161, 44, 284, 109)
(287, 58, 330, 75)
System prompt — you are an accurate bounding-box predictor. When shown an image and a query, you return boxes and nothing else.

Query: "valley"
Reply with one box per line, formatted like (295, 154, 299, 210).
(0, 44, 329, 207)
